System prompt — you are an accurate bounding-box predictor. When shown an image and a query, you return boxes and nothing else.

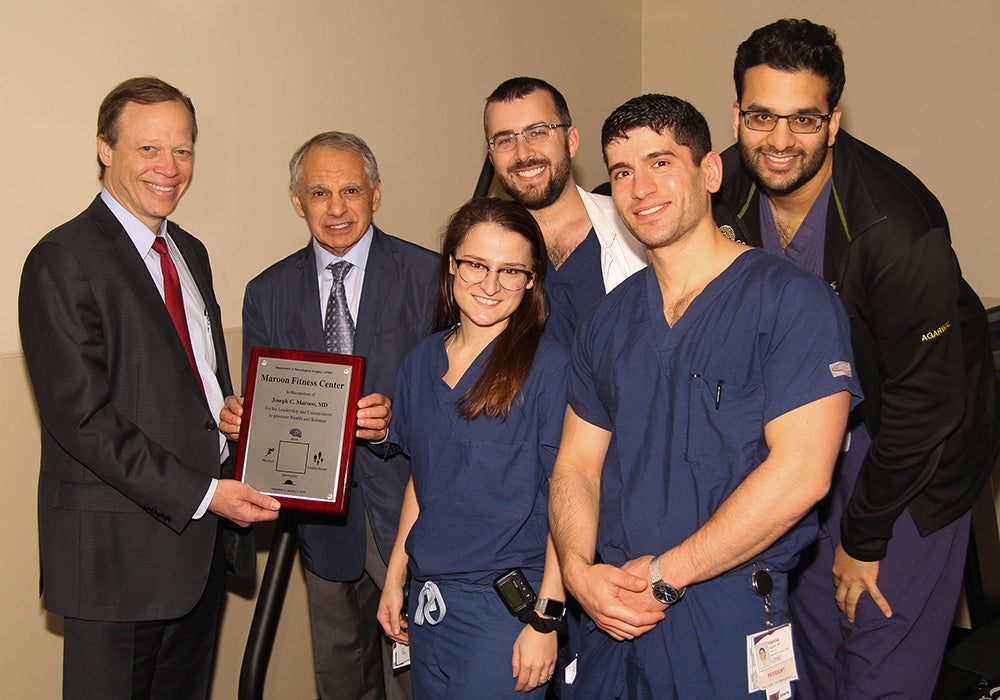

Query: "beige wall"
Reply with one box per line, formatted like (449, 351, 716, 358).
(0, 1, 641, 697)
(641, 0, 999, 305)
(3, 1, 997, 697)
(0, 0, 642, 355)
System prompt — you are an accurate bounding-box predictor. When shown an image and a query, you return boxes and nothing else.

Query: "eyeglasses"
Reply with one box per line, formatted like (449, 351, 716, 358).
(487, 123, 569, 153)
(739, 110, 832, 134)
(453, 258, 534, 291)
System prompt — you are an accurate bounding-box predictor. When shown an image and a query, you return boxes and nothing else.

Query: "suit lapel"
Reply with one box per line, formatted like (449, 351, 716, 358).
(170, 224, 233, 396)
(296, 244, 327, 352)
(89, 198, 208, 400)
(354, 228, 396, 358)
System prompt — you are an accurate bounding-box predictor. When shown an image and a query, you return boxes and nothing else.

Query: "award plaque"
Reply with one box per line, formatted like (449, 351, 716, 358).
(234, 347, 365, 514)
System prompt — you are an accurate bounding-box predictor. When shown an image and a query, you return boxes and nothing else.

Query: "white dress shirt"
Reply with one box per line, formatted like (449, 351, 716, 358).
(101, 189, 226, 519)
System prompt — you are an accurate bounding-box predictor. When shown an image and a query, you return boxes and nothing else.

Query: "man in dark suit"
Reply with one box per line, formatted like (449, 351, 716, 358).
(18, 77, 281, 699)
(220, 132, 437, 699)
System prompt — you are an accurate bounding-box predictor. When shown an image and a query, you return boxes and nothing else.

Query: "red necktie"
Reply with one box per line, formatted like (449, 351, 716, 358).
(152, 236, 205, 395)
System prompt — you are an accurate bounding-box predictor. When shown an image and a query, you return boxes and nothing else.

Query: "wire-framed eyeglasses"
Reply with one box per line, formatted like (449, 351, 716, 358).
(487, 123, 569, 153)
(453, 258, 534, 291)
(739, 110, 832, 134)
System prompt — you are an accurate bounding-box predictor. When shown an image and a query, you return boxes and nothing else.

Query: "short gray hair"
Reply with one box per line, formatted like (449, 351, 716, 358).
(288, 131, 380, 192)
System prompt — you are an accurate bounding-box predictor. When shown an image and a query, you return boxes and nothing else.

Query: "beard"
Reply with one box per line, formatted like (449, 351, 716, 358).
(495, 144, 573, 210)
(737, 138, 829, 196)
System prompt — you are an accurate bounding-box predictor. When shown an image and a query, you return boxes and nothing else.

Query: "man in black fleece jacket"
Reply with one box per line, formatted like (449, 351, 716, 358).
(714, 18, 998, 699)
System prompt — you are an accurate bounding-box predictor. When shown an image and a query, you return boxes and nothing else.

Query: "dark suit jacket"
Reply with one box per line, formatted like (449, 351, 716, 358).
(241, 227, 437, 582)
(19, 195, 253, 622)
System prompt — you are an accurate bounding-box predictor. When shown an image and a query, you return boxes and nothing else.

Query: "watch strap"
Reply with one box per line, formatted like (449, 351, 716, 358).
(649, 554, 686, 604)
(650, 554, 664, 585)
(517, 606, 566, 633)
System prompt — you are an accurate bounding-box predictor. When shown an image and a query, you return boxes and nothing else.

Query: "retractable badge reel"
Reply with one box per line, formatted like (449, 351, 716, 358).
(746, 565, 798, 697)
(751, 565, 774, 628)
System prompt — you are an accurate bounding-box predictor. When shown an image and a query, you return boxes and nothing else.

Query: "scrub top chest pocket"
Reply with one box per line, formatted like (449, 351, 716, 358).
(685, 369, 765, 476)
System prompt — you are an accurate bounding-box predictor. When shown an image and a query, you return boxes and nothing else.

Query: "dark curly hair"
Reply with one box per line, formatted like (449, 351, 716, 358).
(601, 94, 712, 166)
(733, 19, 846, 110)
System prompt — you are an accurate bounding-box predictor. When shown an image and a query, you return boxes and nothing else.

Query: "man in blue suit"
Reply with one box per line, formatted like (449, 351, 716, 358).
(221, 132, 437, 699)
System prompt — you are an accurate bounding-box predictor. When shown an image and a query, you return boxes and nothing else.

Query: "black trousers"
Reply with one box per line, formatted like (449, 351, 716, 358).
(62, 530, 227, 700)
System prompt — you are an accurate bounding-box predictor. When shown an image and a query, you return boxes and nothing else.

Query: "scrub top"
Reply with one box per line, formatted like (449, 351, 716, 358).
(759, 176, 833, 274)
(569, 248, 862, 572)
(759, 179, 875, 545)
(392, 331, 568, 583)
(544, 228, 605, 350)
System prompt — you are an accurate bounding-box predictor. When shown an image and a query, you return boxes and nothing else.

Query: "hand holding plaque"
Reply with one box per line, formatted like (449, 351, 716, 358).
(234, 347, 366, 514)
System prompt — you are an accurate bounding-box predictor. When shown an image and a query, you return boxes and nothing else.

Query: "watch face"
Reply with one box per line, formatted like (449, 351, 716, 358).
(535, 598, 566, 620)
(652, 583, 681, 605)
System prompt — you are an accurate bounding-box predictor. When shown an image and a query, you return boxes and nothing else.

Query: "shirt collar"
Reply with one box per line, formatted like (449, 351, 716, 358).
(100, 188, 167, 255)
(312, 225, 374, 276)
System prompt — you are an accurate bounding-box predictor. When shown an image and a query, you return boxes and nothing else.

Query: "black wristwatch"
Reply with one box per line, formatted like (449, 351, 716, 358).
(534, 597, 566, 620)
(518, 597, 566, 633)
(649, 555, 686, 605)
(535, 598, 566, 620)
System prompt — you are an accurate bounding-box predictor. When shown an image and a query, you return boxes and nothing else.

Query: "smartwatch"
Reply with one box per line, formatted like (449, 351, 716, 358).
(534, 597, 566, 620)
(649, 554, 686, 606)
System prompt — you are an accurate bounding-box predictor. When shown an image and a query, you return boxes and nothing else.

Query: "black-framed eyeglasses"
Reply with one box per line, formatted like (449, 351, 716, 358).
(739, 110, 832, 134)
(453, 258, 534, 291)
(487, 123, 569, 153)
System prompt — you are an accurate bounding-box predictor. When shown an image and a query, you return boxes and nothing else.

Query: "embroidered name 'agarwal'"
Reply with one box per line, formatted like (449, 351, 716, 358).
(921, 321, 951, 342)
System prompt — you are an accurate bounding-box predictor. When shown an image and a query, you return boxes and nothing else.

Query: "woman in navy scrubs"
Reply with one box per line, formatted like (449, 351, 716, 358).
(377, 198, 568, 698)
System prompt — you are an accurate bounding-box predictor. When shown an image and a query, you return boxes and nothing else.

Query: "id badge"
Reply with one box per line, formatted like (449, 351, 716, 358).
(564, 656, 578, 684)
(746, 622, 797, 696)
(392, 641, 410, 670)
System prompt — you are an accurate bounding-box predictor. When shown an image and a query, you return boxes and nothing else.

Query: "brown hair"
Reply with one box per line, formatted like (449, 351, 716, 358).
(96, 76, 197, 178)
(483, 77, 572, 137)
(434, 198, 548, 420)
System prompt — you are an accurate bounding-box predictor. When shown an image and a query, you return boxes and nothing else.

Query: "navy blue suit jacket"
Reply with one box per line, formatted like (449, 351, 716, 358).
(242, 227, 437, 581)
